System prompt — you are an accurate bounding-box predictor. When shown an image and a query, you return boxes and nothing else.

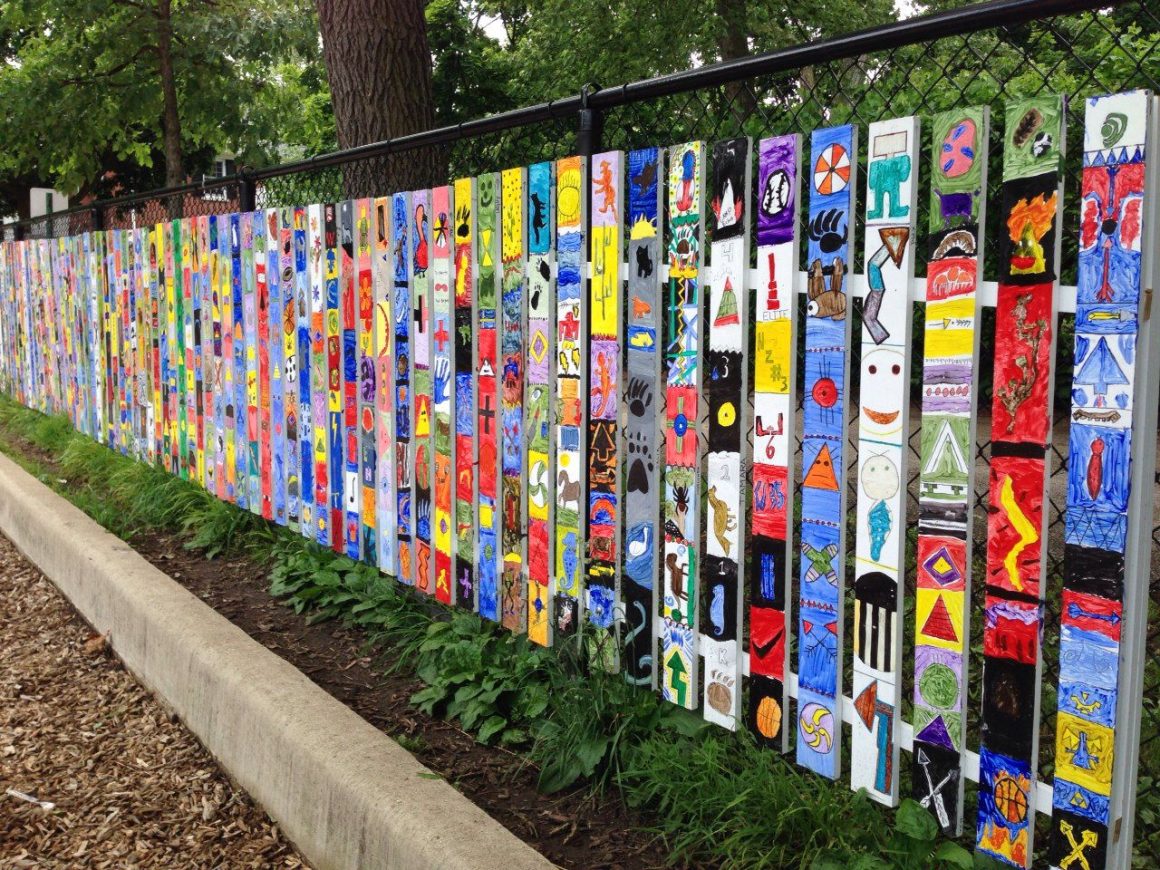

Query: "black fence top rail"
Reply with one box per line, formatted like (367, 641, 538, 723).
(2, 0, 1127, 237)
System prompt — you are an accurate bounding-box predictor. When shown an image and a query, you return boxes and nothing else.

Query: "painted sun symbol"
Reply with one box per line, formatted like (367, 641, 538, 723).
(812, 377, 838, 408)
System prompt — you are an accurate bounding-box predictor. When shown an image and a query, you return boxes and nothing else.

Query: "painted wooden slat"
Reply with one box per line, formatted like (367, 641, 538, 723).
(662, 141, 705, 709)
(136, 229, 150, 461)
(431, 185, 455, 604)
(182, 223, 197, 474)
(196, 218, 212, 490)
(185, 222, 198, 477)
(391, 192, 414, 583)
(70, 238, 84, 434)
(973, 96, 1065, 867)
(161, 224, 175, 471)
(621, 146, 663, 687)
(214, 216, 228, 501)
(476, 173, 501, 619)
(1048, 90, 1152, 870)
(243, 212, 260, 513)
(702, 137, 751, 729)
(111, 231, 121, 449)
(172, 220, 187, 477)
(373, 197, 397, 575)
(53, 240, 67, 427)
(552, 157, 586, 637)
(748, 134, 800, 749)
(149, 229, 162, 461)
(525, 161, 554, 645)
(116, 235, 127, 452)
(412, 189, 434, 592)
(587, 150, 623, 660)
(282, 207, 300, 531)
(191, 221, 205, 482)
(912, 106, 989, 835)
(71, 237, 83, 434)
(356, 198, 376, 562)
(255, 211, 273, 520)
(293, 206, 312, 536)
(262, 211, 277, 514)
(222, 218, 234, 496)
(340, 201, 359, 552)
(268, 209, 286, 522)
(231, 214, 248, 508)
(77, 236, 89, 435)
(203, 217, 217, 489)
(452, 177, 477, 610)
(128, 229, 139, 456)
(851, 115, 920, 804)
(223, 216, 237, 500)
(117, 231, 128, 454)
(324, 204, 344, 549)
(500, 167, 528, 632)
(108, 231, 121, 452)
(796, 123, 857, 780)
(75, 235, 86, 436)
(309, 204, 331, 547)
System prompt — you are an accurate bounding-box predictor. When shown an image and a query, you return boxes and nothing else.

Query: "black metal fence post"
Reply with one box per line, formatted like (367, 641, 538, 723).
(576, 83, 603, 158)
(238, 170, 256, 213)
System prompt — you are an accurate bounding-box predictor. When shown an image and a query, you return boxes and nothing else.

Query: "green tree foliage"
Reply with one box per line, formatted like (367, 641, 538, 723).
(473, 0, 896, 105)
(0, 0, 331, 215)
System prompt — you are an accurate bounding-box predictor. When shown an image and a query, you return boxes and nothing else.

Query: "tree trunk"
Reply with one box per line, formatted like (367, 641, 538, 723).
(715, 0, 757, 125)
(156, 0, 185, 192)
(315, 0, 442, 198)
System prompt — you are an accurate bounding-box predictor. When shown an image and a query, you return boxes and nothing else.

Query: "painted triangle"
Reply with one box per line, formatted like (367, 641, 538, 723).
(879, 227, 910, 268)
(803, 444, 840, 491)
(915, 715, 955, 752)
(853, 681, 878, 729)
(921, 594, 959, 643)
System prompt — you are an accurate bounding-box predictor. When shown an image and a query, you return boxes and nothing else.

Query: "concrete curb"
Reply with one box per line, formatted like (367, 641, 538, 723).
(0, 451, 555, 870)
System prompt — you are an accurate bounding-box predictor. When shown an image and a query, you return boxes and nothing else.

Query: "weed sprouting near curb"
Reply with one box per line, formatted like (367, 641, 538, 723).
(0, 396, 973, 868)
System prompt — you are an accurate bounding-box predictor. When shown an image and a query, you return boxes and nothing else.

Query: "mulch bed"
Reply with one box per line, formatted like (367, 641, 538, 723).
(0, 430, 672, 869)
(0, 532, 309, 869)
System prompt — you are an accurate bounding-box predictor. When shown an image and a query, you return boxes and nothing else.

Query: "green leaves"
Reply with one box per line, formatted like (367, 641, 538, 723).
(0, 0, 332, 212)
(895, 798, 939, 842)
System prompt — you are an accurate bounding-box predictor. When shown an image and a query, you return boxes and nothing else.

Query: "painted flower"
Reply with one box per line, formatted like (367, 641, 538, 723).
(587, 585, 616, 629)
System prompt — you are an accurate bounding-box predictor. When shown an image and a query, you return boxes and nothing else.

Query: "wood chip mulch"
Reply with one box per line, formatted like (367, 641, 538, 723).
(0, 532, 310, 869)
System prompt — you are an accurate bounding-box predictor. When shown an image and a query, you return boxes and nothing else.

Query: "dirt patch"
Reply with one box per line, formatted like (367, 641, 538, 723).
(0, 532, 309, 869)
(129, 533, 669, 870)
(0, 431, 672, 870)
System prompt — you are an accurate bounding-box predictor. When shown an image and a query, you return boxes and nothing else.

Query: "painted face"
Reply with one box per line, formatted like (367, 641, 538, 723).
(861, 453, 899, 502)
(861, 347, 905, 437)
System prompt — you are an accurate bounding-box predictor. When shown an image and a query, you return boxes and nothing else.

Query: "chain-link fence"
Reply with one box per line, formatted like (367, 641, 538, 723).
(3, 0, 1158, 863)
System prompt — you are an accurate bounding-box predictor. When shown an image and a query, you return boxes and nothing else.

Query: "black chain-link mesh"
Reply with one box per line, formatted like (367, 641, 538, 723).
(3, 1, 1158, 863)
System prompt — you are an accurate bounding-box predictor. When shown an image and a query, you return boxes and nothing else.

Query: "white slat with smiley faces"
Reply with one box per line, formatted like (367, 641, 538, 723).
(851, 115, 920, 806)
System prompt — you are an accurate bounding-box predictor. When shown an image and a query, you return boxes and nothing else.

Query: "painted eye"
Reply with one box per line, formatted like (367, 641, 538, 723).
(892, 364, 901, 375)
(868, 365, 877, 374)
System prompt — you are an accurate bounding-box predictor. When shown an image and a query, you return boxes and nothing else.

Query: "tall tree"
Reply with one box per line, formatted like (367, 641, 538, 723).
(0, 0, 329, 218)
(315, 0, 441, 195)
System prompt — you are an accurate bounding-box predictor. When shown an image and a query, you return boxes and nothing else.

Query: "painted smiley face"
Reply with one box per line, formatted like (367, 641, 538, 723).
(860, 453, 899, 501)
(862, 348, 905, 434)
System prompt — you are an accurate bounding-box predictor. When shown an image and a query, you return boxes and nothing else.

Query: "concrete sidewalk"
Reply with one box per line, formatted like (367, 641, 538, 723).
(0, 450, 555, 870)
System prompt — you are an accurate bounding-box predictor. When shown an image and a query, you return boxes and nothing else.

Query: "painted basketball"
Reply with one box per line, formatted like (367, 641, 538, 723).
(994, 773, 1028, 823)
(755, 696, 782, 738)
(940, 118, 977, 178)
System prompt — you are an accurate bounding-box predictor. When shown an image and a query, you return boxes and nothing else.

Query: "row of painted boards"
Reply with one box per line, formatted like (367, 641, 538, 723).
(0, 89, 1153, 870)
